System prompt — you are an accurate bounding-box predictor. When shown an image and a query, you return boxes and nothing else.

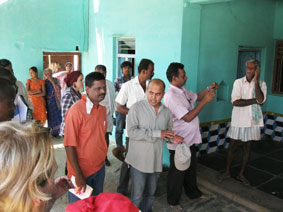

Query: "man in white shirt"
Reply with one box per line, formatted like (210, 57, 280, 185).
(220, 59, 267, 185)
(115, 58, 154, 195)
(95, 65, 116, 166)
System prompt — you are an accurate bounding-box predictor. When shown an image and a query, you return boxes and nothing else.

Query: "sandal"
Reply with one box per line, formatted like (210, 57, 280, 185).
(170, 204, 183, 211)
(236, 175, 250, 186)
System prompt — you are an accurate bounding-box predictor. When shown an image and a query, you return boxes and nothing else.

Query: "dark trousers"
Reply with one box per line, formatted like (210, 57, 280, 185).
(117, 137, 130, 194)
(115, 111, 126, 147)
(167, 145, 202, 206)
(68, 165, 105, 203)
(105, 132, 110, 160)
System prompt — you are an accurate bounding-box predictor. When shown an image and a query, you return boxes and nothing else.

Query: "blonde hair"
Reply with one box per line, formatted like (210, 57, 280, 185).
(0, 121, 56, 212)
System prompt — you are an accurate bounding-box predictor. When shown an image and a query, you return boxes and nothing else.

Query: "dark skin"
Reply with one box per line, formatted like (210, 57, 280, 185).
(117, 64, 154, 115)
(65, 80, 106, 193)
(27, 69, 46, 97)
(122, 66, 132, 80)
(168, 68, 218, 205)
(233, 62, 264, 107)
(0, 97, 16, 122)
(170, 69, 219, 123)
(221, 62, 264, 182)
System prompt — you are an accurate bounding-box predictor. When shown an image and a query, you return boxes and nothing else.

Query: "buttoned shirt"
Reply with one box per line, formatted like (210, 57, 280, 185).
(164, 85, 201, 150)
(99, 80, 116, 132)
(115, 76, 146, 136)
(114, 75, 134, 92)
(231, 77, 267, 127)
(64, 95, 107, 179)
(125, 100, 173, 173)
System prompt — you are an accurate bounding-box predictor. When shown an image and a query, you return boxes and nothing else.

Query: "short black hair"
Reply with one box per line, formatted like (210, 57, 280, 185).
(138, 59, 154, 74)
(29, 66, 38, 73)
(0, 67, 17, 85)
(120, 61, 133, 69)
(85, 72, 105, 87)
(0, 59, 12, 68)
(166, 63, 184, 82)
(0, 79, 17, 101)
(95, 65, 107, 73)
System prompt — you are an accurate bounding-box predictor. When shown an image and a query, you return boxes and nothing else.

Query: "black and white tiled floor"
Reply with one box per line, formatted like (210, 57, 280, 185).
(198, 139, 283, 200)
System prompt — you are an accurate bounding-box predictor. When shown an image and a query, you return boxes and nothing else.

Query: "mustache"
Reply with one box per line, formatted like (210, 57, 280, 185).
(99, 94, 106, 97)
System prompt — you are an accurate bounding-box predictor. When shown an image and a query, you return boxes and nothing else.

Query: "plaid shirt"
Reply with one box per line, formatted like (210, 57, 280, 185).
(114, 75, 134, 92)
(60, 87, 81, 135)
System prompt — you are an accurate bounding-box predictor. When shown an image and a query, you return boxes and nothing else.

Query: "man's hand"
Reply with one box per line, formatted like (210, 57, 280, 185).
(161, 130, 175, 141)
(75, 173, 86, 194)
(172, 135, 184, 144)
(204, 90, 215, 103)
(52, 176, 74, 200)
(254, 66, 260, 82)
(209, 82, 219, 91)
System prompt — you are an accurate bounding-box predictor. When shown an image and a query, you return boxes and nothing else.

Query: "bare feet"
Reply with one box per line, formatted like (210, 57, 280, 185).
(217, 172, 231, 182)
(236, 175, 250, 186)
(170, 204, 183, 211)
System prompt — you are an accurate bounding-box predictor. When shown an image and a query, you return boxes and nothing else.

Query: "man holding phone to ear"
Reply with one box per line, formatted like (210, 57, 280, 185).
(219, 59, 267, 185)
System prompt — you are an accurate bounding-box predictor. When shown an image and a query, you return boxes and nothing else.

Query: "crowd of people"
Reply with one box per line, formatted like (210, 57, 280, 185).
(0, 58, 266, 212)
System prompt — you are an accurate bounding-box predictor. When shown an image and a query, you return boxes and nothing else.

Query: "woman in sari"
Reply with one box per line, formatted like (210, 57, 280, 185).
(26, 66, 46, 125)
(44, 68, 62, 137)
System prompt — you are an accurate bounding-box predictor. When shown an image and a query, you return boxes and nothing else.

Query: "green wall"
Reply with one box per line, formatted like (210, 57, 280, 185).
(267, 1, 283, 114)
(1, 0, 282, 167)
(0, 0, 88, 81)
(182, 0, 277, 123)
(82, 0, 183, 83)
(81, 0, 184, 167)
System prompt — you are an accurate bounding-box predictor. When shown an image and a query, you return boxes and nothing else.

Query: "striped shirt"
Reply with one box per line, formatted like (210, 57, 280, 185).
(125, 100, 173, 173)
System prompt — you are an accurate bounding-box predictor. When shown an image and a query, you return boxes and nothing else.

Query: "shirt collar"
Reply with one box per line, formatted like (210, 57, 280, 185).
(82, 94, 97, 114)
(133, 76, 139, 84)
(244, 76, 255, 83)
(146, 99, 164, 114)
(169, 84, 185, 94)
(122, 75, 133, 81)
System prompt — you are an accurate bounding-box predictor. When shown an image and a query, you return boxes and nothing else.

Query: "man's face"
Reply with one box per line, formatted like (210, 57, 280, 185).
(147, 83, 164, 107)
(122, 66, 131, 77)
(66, 64, 73, 73)
(86, 80, 106, 104)
(246, 62, 256, 81)
(0, 97, 16, 122)
(95, 69, 106, 77)
(174, 69, 187, 87)
(144, 64, 154, 80)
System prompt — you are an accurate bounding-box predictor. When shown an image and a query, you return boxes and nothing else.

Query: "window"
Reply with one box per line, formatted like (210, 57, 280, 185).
(115, 38, 135, 78)
(272, 40, 283, 94)
(43, 52, 81, 73)
(237, 47, 261, 79)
